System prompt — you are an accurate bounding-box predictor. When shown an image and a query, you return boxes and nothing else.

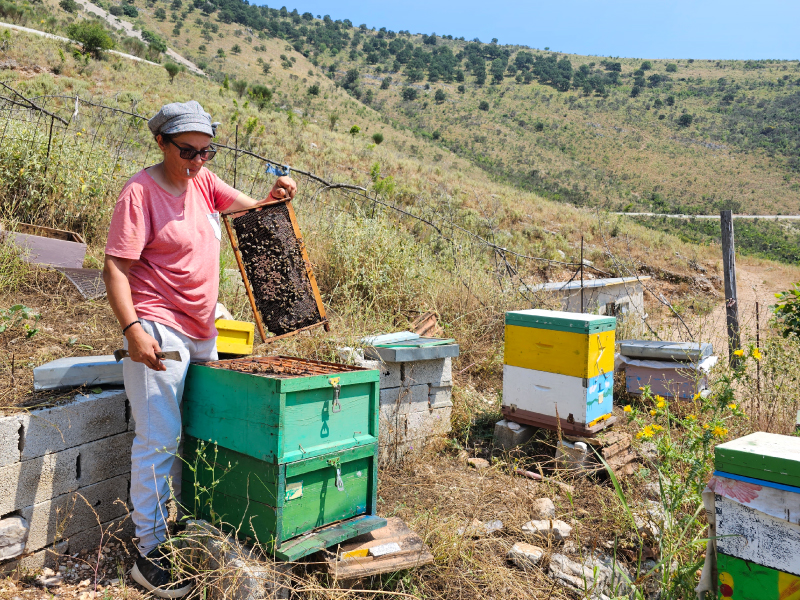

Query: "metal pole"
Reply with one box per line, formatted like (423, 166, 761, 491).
(720, 210, 741, 367)
(44, 115, 54, 175)
(580, 235, 584, 313)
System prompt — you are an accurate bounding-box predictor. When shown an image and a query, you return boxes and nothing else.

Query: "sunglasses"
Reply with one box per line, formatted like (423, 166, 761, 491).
(167, 138, 217, 161)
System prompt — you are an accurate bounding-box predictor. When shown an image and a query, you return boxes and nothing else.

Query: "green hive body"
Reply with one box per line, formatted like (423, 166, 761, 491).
(715, 432, 800, 488)
(717, 553, 800, 600)
(181, 359, 385, 560)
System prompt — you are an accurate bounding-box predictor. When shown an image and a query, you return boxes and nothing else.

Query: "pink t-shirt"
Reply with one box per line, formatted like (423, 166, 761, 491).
(105, 167, 239, 340)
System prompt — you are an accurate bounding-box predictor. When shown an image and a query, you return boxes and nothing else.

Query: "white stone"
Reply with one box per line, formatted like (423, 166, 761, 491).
(556, 440, 590, 472)
(0, 416, 22, 468)
(508, 542, 544, 568)
(467, 458, 490, 470)
(0, 516, 28, 560)
(522, 519, 572, 541)
(531, 498, 556, 520)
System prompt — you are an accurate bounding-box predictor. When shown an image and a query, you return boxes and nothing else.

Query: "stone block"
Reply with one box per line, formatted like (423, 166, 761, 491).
(184, 520, 293, 600)
(0, 431, 133, 515)
(530, 498, 556, 520)
(33, 356, 123, 391)
(21, 391, 128, 460)
(493, 420, 535, 451)
(0, 416, 22, 468)
(379, 384, 429, 415)
(428, 385, 453, 408)
(0, 516, 28, 560)
(508, 542, 544, 568)
(522, 519, 572, 541)
(20, 474, 130, 553)
(402, 358, 452, 387)
(361, 360, 401, 389)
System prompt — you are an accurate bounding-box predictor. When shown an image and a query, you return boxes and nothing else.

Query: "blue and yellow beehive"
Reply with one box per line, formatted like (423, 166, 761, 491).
(502, 309, 616, 434)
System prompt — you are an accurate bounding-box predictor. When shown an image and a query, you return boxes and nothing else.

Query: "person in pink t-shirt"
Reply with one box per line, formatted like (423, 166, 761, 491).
(103, 101, 296, 598)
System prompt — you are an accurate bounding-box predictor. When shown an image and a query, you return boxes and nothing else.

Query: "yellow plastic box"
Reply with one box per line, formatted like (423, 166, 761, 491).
(215, 319, 255, 355)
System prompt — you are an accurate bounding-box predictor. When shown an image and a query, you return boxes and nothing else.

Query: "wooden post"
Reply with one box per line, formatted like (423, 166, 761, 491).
(580, 236, 584, 313)
(721, 210, 741, 366)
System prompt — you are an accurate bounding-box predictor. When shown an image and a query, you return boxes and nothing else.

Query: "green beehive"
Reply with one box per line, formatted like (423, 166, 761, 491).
(181, 357, 385, 560)
(184, 437, 382, 560)
(715, 431, 800, 487)
(183, 357, 380, 464)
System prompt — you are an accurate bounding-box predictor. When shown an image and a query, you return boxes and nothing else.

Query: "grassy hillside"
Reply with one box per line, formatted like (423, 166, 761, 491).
(15, 0, 795, 260)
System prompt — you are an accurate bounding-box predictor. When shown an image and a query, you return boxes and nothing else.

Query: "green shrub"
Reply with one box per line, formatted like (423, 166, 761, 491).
(307, 83, 320, 96)
(478, 100, 489, 110)
(401, 87, 418, 101)
(678, 113, 693, 127)
(666, 63, 678, 72)
(59, 0, 79, 12)
(164, 62, 180, 83)
(773, 283, 800, 337)
(67, 21, 114, 58)
(371, 132, 384, 144)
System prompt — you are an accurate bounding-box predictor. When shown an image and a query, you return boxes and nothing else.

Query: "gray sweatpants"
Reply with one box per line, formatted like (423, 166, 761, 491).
(123, 318, 217, 556)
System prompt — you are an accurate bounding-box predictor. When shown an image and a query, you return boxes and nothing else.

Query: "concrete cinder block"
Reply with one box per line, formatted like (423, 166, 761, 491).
(354, 358, 402, 389)
(0, 446, 80, 515)
(65, 516, 134, 554)
(0, 540, 67, 573)
(0, 432, 133, 515)
(379, 384, 429, 415)
(0, 516, 29, 560)
(402, 358, 452, 387)
(33, 356, 124, 391)
(429, 385, 453, 409)
(0, 416, 22, 468)
(20, 474, 130, 553)
(406, 405, 452, 439)
(493, 420, 535, 451)
(21, 391, 128, 460)
(78, 432, 134, 486)
(556, 440, 590, 472)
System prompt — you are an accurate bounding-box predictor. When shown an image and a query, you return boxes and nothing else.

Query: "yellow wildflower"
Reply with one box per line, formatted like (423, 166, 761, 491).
(702, 423, 710, 430)
(76, 132, 82, 136)
(638, 387, 645, 391)
(651, 424, 663, 432)
(654, 395, 665, 403)
(733, 349, 744, 357)
(727, 403, 737, 411)
(687, 414, 696, 421)
(713, 426, 728, 438)
(657, 400, 665, 409)
(693, 392, 702, 401)
(623, 405, 632, 413)
(18, 169, 23, 175)
(752, 348, 762, 361)
(636, 425, 655, 440)
(650, 409, 657, 416)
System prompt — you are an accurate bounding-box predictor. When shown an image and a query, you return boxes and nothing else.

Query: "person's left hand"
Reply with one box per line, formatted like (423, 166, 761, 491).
(269, 176, 297, 201)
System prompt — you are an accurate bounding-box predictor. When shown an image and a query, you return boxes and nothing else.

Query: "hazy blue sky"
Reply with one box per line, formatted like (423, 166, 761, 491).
(257, 0, 800, 60)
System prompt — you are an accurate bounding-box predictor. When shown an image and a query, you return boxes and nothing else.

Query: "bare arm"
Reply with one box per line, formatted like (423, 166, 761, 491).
(103, 255, 166, 371)
(223, 175, 298, 213)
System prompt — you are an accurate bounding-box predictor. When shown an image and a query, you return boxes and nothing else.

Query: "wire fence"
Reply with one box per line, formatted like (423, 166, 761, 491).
(0, 83, 669, 338)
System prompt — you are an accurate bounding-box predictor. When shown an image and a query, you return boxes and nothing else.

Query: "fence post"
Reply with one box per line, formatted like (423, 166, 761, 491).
(44, 115, 54, 175)
(720, 210, 741, 366)
(580, 235, 584, 313)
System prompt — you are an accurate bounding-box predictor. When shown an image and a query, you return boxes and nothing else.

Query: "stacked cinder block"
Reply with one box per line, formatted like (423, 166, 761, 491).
(0, 391, 133, 570)
(355, 354, 455, 465)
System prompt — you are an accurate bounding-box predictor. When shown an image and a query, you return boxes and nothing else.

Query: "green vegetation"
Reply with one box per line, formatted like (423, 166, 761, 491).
(632, 217, 800, 264)
(66, 21, 114, 58)
(773, 283, 800, 337)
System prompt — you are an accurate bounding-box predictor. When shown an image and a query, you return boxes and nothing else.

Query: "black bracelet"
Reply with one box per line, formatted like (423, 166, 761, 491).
(122, 320, 141, 334)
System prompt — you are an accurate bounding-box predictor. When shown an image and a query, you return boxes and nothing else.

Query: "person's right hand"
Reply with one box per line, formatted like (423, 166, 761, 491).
(125, 325, 166, 371)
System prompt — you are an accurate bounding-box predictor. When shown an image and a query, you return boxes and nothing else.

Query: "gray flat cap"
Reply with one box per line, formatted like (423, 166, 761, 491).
(148, 100, 219, 137)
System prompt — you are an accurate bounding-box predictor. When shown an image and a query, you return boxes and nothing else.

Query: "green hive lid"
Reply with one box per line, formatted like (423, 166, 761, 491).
(715, 432, 800, 487)
(505, 309, 616, 334)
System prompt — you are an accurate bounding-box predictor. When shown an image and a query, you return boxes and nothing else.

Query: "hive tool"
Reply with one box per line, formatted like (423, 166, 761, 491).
(113, 349, 182, 362)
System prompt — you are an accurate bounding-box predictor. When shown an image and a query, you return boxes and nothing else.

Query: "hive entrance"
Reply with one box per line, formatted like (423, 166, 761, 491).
(203, 356, 364, 378)
(231, 201, 325, 339)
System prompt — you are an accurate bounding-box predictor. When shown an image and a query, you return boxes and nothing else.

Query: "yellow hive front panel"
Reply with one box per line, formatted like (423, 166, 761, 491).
(215, 319, 255, 355)
(504, 325, 614, 378)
